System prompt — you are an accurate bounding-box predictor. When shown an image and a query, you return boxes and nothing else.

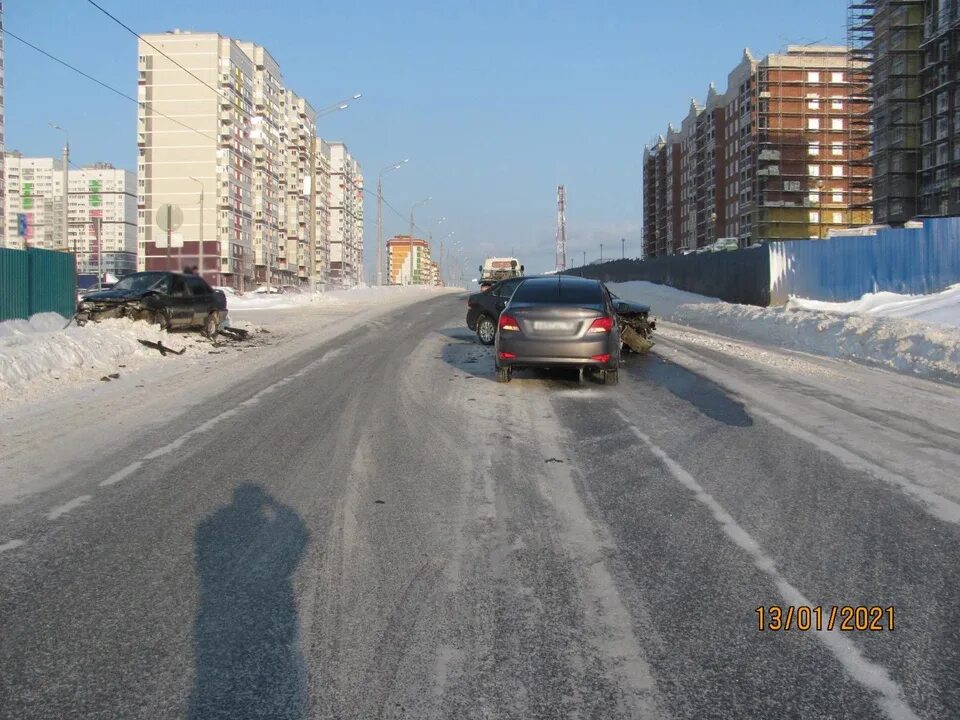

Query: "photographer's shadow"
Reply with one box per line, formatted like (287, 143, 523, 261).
(189, 485, 310, 719)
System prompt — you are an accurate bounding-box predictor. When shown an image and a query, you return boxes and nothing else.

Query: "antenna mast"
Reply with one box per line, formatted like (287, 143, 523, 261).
(556, 185, 566, 272)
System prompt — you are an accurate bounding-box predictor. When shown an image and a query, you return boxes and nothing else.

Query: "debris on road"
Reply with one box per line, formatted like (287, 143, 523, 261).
(137, 339, 186, 356)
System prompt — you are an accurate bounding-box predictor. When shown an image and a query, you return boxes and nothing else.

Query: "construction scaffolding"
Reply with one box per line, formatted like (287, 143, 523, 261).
(848, 0, 924, 225)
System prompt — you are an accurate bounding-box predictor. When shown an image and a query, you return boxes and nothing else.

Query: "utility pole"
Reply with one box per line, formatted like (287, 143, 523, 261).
(621, 237, 625, 259)
(600, 243, 604, 262)
(198, 183, 204, 281)
(93, 217, 103, 288)
(377, 177, 384, 285)
(166, 204, 172, 272)
(49, 124, 70, 255)
(556, 185, 566, 272)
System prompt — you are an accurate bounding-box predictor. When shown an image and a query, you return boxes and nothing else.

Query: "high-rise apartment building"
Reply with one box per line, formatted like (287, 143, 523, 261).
(849, 1, 924, 224)
(237, 42, 284, 286)
(3, 155, 64, 250)
(278, 91, 316, 284)
(643, 46, 871, 257)
(314, 138, 332, 284)
(4, 155, 136, 274)
(138, 31, 255, 287)
(329, 142, 364, 287)
(387, 235, 431, 285)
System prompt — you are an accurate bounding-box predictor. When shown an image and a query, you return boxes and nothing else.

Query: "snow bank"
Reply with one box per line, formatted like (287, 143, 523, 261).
(609, 281, 960, 384)
(0, 313, 176, 400)
(788, 284, 960, 328)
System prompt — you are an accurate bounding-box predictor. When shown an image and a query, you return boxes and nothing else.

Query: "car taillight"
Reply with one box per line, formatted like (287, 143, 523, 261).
(498, 351, 516, 360)
(588, 316, 614, 334)
(591, 353, 611, 363)
(499, 313, 520, 332)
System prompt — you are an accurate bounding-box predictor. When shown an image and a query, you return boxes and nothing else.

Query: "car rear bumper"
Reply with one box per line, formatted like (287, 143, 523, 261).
(497, 334, 618, 370)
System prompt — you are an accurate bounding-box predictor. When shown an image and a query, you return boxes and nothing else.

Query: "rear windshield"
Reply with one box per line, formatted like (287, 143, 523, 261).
(511, 280, 603, 305)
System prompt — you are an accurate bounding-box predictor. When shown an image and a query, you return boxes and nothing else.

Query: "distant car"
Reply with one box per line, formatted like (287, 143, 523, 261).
(494, 276, 621, 385)
(466, 276, 528, 345)
(212, 285, 238, 296)
(75, 271, 228, 337)
(280, 284, 304, 294)
(253, 285, 281, 294)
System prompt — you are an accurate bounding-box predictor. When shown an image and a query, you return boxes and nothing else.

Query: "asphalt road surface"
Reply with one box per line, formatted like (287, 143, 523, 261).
(1, 293, 958, 719)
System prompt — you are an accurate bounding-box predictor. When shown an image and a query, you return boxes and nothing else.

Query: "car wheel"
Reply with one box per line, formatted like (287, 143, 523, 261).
(477, 315, 496, 345)
(153, 308, 172, 332)
(603, 368, 619, 386)
(202, 311, 221, 339)
(496, 366, 512, 383)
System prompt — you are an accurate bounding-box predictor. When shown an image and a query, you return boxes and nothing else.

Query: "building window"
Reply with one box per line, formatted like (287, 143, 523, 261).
(809, 191, 820, 203)
(832, 141, 844, 156)
(832, 97, 844, 110)
(808, 118, 820, 131)
(832, 211, 843, 224)
(809, 164, 821, 176)
(832, 189, 843, 203)
(808, 71, 820, 83)
(809, 141, 820, 155)
(809, 211, 820, 223)
(832, 165, 844, 177)
(832, 72, 844, 83)
(832, 118, 844, 131)
(807, 94, 820, 109)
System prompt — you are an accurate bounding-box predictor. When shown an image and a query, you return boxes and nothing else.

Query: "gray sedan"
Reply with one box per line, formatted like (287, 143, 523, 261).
(494, 276, 621, 385)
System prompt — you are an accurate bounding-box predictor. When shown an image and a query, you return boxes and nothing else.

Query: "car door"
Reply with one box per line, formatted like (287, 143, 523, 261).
(185, 276, 215, 325)
(167, 275, 193, 327)
(491, 278, 522, 317)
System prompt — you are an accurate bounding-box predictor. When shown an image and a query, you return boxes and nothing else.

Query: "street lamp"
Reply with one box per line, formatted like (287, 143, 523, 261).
(377, 158, 408, 285)
(49, 123, 70, 259)
(408, 197, 431, 284)
(188, 176, 206, 282)
(315, 93, 363, 119)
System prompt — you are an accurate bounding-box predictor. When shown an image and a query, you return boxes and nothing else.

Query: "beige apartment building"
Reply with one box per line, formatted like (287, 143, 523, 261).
(329, 142, 364, 287)
(137, 31, 363, 288)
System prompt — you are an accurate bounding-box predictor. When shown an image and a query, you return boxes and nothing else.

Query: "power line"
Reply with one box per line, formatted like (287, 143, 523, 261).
(3, 28, 219, 143)
(84, 0, 361, 121)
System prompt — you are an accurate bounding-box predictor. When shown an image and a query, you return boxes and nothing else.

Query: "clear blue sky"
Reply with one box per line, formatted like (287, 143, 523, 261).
(5, 0, 848, 280)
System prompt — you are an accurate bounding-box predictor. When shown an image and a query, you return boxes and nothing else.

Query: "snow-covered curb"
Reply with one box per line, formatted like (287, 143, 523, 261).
(609, 281, 960, 384)
(0, 313, 177, 401)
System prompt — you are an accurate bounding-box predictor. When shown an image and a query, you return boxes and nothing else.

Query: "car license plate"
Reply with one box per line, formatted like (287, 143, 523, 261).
(534, 320, 573, 331)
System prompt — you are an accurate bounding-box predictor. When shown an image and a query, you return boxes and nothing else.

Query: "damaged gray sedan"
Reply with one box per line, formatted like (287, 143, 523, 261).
(76, 271, 228, 337)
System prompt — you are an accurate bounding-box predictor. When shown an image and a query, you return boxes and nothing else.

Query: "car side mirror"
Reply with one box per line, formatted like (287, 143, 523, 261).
(520, 265, 524, 273)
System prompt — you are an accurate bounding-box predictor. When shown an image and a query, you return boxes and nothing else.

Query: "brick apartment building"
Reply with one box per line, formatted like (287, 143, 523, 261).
(643, 46, 872, 257)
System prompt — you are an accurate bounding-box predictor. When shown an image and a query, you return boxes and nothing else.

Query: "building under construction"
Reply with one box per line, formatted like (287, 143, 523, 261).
(643, 45, 872, 258)
(849, 0, 924, 225)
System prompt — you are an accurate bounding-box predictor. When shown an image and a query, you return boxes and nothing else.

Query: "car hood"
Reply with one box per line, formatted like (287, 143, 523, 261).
(80, 288, 150, 302)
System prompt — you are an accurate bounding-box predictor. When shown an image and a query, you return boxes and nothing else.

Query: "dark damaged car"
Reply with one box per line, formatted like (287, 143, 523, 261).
(76, 271, 228, 337)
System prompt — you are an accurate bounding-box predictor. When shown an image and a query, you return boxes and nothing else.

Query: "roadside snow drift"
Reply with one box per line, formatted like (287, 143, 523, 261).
(0, 313, 175, 400)
(610, 281, 960, 384)
(788, 283, 960, 328)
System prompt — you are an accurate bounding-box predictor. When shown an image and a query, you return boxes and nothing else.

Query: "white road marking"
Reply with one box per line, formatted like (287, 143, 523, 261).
(48, 495, 92, 521)
(99, 461, 143, 487)
(145, 348, 344, 460)
(0, 539, 25, 554)
(750, 405, 960, 526)
(616, 410, 921, 720)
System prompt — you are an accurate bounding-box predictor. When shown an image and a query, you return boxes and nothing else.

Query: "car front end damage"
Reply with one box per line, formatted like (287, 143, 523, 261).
(617, 306, 656, 353)
(74, 297, 162, 326)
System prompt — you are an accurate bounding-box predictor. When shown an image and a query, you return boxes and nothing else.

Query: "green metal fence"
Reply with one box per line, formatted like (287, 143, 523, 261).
(0, 247, 76, 321)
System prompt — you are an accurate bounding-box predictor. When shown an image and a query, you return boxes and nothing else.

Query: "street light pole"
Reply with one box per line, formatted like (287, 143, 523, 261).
(49, 123, 69, 259)
(621, 237, 625, 259)
(189, 176, 205, 282)
(600, 243, 604, 262)
(377, 159, 408, 286)
(408, 197, 431, 285)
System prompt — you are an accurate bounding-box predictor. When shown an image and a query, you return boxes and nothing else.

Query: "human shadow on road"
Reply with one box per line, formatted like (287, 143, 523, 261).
(189, 484, 310, 720)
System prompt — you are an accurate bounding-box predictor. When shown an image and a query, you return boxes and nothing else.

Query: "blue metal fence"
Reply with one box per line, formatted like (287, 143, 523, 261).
(770, 218, 960, 304)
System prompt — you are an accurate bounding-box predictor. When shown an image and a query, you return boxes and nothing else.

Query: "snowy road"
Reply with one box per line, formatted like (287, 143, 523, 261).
(0, 293, 959, 719)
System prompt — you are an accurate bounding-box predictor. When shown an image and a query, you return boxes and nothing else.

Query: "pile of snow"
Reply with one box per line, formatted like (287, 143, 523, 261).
(0, 313, 177, 401)
(609, 281, 960, 384)
(788, 284, 960, 328)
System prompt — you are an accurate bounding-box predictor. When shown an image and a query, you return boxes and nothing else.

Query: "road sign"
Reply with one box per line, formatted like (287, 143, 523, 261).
(156, 204, 183, 233)
(17, 213, 27, 237)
